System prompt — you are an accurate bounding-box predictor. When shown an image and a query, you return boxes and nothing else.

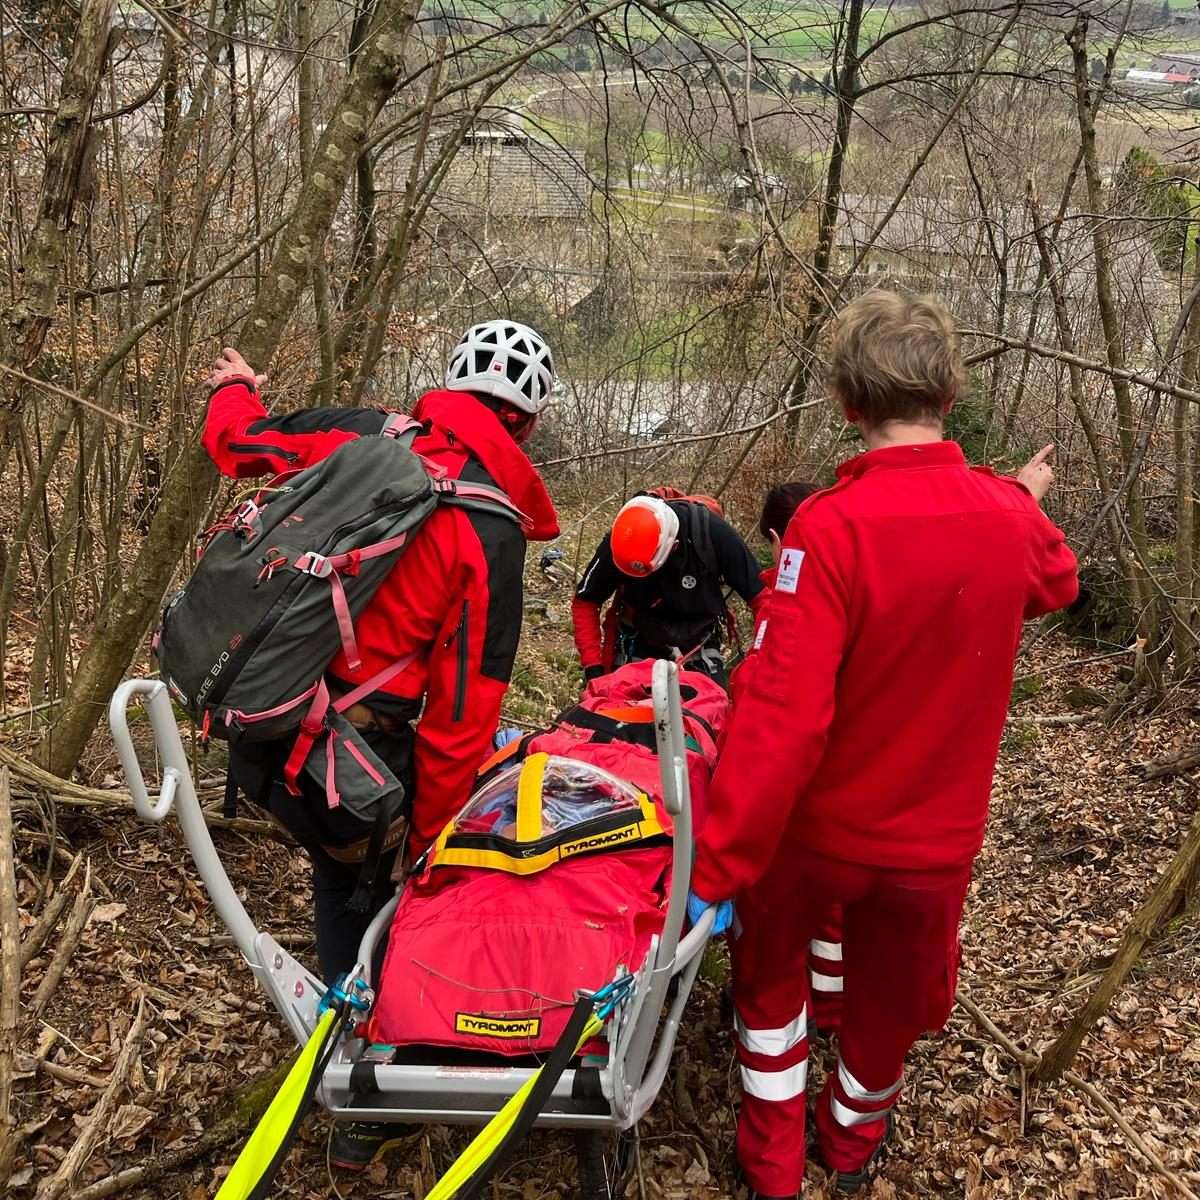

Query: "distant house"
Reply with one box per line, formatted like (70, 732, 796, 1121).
(1150, 50, 1200, 76)
(729, 172, 788, 215)
(421, 123, 591, 223)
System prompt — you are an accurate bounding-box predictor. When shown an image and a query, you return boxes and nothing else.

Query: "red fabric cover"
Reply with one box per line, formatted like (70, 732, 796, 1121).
(694, 441, 1079, 898)
(202, 382, 559, 852)
(368, 848, 669, 1053)
(368, 663, 728, 1053)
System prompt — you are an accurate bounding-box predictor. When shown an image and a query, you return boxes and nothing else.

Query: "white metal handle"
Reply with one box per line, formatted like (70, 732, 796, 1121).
(109, 679, 178, 821)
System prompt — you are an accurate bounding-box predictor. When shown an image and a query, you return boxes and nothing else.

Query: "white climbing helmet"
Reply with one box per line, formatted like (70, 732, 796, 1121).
(445, 320, 556, 415)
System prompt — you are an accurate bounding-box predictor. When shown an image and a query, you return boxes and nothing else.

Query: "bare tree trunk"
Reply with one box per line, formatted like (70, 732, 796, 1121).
(297, 0, 337, 405)
(1067, 16, 1156, 651)
(785, 0, 864, 424)
(0, 0, 115, 459)
(40, 0, 423, 778)
(1174, 251, 1200, 678)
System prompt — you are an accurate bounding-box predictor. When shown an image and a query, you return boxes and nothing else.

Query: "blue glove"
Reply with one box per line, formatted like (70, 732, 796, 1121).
(493, 726, 524, 750)
(687, 890, 733, 935)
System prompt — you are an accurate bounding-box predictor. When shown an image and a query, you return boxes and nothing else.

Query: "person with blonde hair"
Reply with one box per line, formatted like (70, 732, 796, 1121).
(687, 291, 1078, 1197)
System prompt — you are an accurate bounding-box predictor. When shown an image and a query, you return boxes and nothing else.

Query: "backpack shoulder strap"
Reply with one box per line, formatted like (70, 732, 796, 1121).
(434, 477, 531, 532)
(683, 501, 718, 578)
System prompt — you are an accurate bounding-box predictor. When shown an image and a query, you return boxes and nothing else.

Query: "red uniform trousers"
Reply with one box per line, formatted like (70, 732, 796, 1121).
(730, 847, 970, 1196)
(808, 908, 844, 1033)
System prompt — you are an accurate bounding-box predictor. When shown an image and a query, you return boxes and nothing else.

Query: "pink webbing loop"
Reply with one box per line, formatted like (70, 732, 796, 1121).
(381, 413, 422, 440)
(227, 682, 319, 726)
(278, 657, 420, 796)
(283, 678, 331, 794)
(325, 730, 342, 810)
(329, 570, 361, 671)
(344, 737, 386, 787)
(433, 478, 531, 532)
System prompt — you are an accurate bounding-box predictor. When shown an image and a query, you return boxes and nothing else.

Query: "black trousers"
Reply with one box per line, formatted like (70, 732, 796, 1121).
(229, 725, 413, 985)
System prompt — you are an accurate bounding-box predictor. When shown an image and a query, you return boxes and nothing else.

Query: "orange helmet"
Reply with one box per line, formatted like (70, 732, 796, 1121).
(610, 496, 680, 578)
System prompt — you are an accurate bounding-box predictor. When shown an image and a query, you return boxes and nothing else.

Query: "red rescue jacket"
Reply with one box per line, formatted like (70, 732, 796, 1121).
(202, 380, 559, 853)
(693, 441, 1079, 898)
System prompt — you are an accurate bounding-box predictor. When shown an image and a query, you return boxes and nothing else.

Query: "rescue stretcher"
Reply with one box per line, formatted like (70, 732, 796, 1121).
(108, 660, 714, 1153)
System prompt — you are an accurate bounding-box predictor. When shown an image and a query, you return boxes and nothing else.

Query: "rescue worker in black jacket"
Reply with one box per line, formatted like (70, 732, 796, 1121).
(571, 493, 766, 685)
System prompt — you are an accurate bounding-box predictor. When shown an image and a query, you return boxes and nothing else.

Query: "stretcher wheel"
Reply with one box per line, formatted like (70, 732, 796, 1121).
(573, 1128, 634, 1199)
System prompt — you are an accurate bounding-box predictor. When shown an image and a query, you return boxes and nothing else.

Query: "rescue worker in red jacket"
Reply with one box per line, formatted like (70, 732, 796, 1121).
(733, 481, 848, 1035)
(572, 494, 766, 685)
(202, 320, 560, 1169)
(687, 291, 1079, 1198)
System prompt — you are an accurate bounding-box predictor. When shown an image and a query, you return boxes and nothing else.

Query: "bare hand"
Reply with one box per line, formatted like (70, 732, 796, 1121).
(207, 347, 267, 392)
(1017, 442, 1055, 503)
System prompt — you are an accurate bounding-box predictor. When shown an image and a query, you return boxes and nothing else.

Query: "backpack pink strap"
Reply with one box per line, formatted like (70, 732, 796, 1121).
(328, 571, 361, 670)
(281, 654, 419, 797)
(292, 533, 411, 671)
(331, 651, 420, 713)
(433, 478, 531, 531)
(325, 730, 341, 810)
(283, 678, 331, 794)
(382, 413, 423, 439)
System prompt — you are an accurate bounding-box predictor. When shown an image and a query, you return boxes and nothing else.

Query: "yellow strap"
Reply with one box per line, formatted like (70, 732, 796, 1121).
(515, 752, 548, 843)
(215, 1007, 338, 1200)
(424, 1014, 603, 1200)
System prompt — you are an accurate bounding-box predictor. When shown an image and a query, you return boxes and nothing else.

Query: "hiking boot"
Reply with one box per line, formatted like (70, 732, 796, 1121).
(831, 1112, 894, 1194)
(329, 1121, 417, 1172)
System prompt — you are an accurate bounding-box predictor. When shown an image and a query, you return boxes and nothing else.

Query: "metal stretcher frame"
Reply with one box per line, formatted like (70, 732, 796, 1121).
(109, 659, 714, 1131)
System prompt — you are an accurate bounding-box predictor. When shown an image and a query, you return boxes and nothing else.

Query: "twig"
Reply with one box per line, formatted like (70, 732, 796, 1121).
(0, 365, 151, 431)
(14, 1053, 109, 1089)
(1024, 714, 1094, 726)
(35, 995, 146, 1200)
(19, 852, 83, 970)
(0, 745, 281, 839)
(27, 860, 92, 1023)
(1138, 746, 1200, 781)
(0, 768, 23, 1185)
(956, 988, 1199, 1200)
(534, 400, 824, 469)
(961, 329, 1200, 406)
(69, 1056, 294, 1200)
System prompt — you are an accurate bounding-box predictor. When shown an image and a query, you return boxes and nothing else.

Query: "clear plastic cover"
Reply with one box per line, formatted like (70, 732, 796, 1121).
(454, 755, 645, 842)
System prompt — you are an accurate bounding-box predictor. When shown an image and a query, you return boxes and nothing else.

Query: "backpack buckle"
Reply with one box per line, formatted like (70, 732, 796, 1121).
(297, 552, 333, 578)
(233, 499, 261, 529)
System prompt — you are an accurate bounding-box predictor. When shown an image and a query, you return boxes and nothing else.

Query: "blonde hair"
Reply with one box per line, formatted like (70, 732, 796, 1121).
(824, 290, 965, 425)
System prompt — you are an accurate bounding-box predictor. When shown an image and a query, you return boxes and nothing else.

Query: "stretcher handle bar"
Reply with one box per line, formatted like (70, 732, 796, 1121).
(356, 892, 400, 989)
(626, 927, 707, 1127)
(651, 658, 692, 974)
(616, 660, 697, 1095)
(108, 679, 263, 967)
(672, 905, 713, 970)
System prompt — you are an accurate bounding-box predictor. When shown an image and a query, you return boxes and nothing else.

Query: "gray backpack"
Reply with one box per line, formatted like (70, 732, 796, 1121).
(154, 415, 525, 891)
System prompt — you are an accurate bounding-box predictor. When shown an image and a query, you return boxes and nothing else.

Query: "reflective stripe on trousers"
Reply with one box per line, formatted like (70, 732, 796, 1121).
(810, 938, 844, 993)
(736, 1005, 809, 1103)
(829, 1059, 902, 1127)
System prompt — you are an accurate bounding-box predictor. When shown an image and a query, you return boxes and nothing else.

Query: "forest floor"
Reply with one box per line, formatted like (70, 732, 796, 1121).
(6, 564, 1200, 1200)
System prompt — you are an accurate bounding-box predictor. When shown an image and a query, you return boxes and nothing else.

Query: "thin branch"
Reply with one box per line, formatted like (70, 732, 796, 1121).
(961, 330, 1200, 406)
(0, 365, 151, 431)
(535, 400, 824, 468)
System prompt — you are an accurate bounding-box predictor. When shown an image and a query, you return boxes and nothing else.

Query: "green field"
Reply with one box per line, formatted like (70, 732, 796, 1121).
(425, 0, 891, 61)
